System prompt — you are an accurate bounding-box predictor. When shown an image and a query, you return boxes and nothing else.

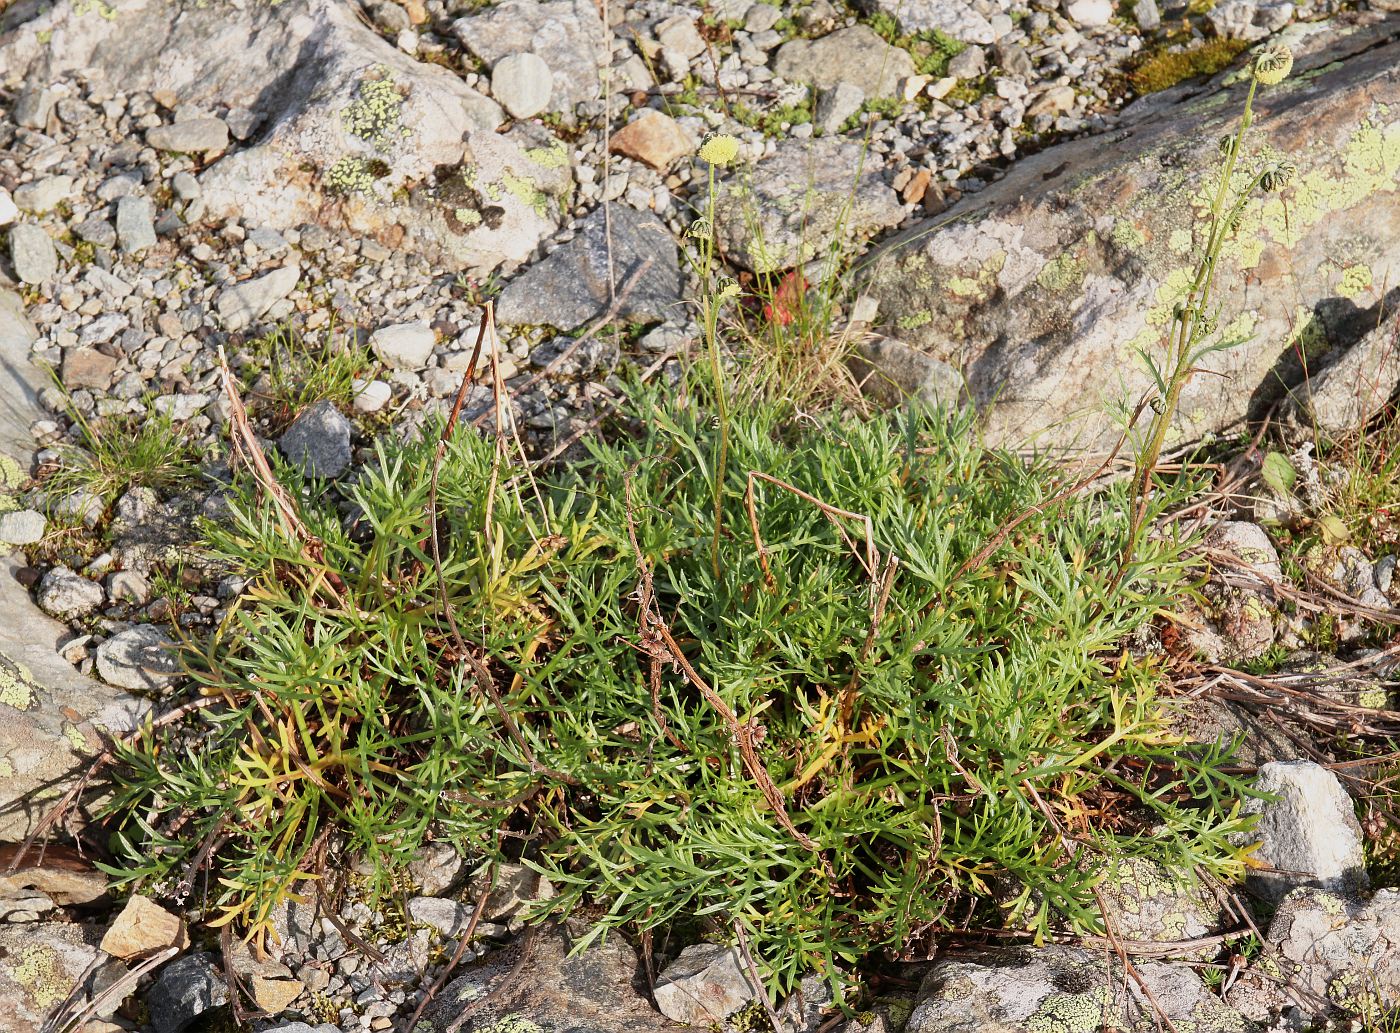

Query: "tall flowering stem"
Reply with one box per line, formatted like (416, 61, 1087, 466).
(1117, 44, 1295, 581)
(696, 132, 740, 579)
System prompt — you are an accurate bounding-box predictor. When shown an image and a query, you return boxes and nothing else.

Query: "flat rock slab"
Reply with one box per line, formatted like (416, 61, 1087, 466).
(495, 205, 683, 332)
(0, 288, 44, 477)
(772, 25, 916, 100)
(427, 923, 685, 1033)
(0, 922, 120, 1033)
(714, 136, 904, 274)
(907, 944, 1253, 1033)
(860, 19, 1400, 450)
(0, 555, 149, 842)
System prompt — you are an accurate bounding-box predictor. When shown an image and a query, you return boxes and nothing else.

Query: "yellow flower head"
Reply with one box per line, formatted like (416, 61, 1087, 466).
(1252, 44, 1293, 86)
(698, 132, 740, 167)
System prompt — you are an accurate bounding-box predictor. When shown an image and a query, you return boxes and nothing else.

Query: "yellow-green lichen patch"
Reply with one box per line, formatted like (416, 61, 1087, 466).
(1336, 264, 1373, 300)
(1036, 253, 1086, 294)
(498, 170, 549, 218)
(342, 70, 407, 147)
(1168, 228, 1194, 254)
(453, 207, 482, 228)
(1025, 986, 1117, 1033)
(0, 657, 37, 710)
(478, 1016, 545, 1033)
(897, 310, 933, 330)
(525, 141, 569, 169)
(72, 0, 118, 18)
(0, 455, 22, 490)
(0, 758, 13, 778)
(1110, 219, 1146, 250)
(325, 157, 385, 196)
(62, 723, 89, 753)
(9, 944, 71, 1009)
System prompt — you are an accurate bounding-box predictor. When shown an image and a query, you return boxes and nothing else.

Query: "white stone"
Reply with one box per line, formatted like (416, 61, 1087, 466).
(370, 322, 436, 369)
(491, 52, 554, 120)
(1239, 761, 1369, 904)
(0, 189, 16, 226)
(1064, 0, 1114, 26)
(352, 378, 393, 413)
(0, 509, 46, 545)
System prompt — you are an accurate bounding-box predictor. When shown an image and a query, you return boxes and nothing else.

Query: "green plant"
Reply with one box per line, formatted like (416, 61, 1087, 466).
(1126, 37, 1251, 95)
(40, 399, 202, 508)
(242, 324, 374, 431)
(99, 385, 1257, 989)
(865, 13, 966, 78)
(1118, 44, 1296, 579)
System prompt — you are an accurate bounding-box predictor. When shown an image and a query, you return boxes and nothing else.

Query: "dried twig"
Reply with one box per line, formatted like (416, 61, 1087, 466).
(469, 258, 654, 430)
(734, 920, 787, 1033)
(406, 876, 494, 1032)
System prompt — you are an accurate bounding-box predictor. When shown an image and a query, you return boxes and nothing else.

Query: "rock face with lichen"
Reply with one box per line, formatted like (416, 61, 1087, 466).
(714, 136, 905, 274)
(1228, 888, 1400, 1019)
(861, 18, 1400, 450)
(905, 945, 1256, 1033)
(0, 922, 118, 1033)
(0, 555, 150, 842)
(1, 0, 571, 273)
(426, 923, 687, 1033)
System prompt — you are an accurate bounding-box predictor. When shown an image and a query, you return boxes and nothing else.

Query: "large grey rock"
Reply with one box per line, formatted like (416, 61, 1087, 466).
(653, 943, 760, 1026)
(0, 556, 149, 840)
(1239, 760, 1368, 905)
(8, 223, 57, 285)
(1228, 887, 1400, 1018)
(427, 923, 683, 1033)
(278, 399, 353, 479)
(0, 922, 122, 1033)
(496, 205, 683, 331)
(452, 0, 606, 121)
(1, 0, 570, 275)
(860, 21, 1400, 450)
(853, 0, 1006, 43)
(148, 952, 227, 1033)
(773, 26, 917, 100)
(1280, 309, 1400, 441)
(0, 288, 45, 474)
(95, 626, 180, 691)
(216, 264, 300, 332)
(906, 945, 1253, 1033)
(714, 137, 904, 273)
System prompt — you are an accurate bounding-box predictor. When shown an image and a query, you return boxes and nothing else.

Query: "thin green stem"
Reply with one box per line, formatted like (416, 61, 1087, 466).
(706, 162, 730, 580)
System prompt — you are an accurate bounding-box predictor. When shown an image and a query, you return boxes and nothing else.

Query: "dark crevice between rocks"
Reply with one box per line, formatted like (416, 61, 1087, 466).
(1246, 284, 1400, 423)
